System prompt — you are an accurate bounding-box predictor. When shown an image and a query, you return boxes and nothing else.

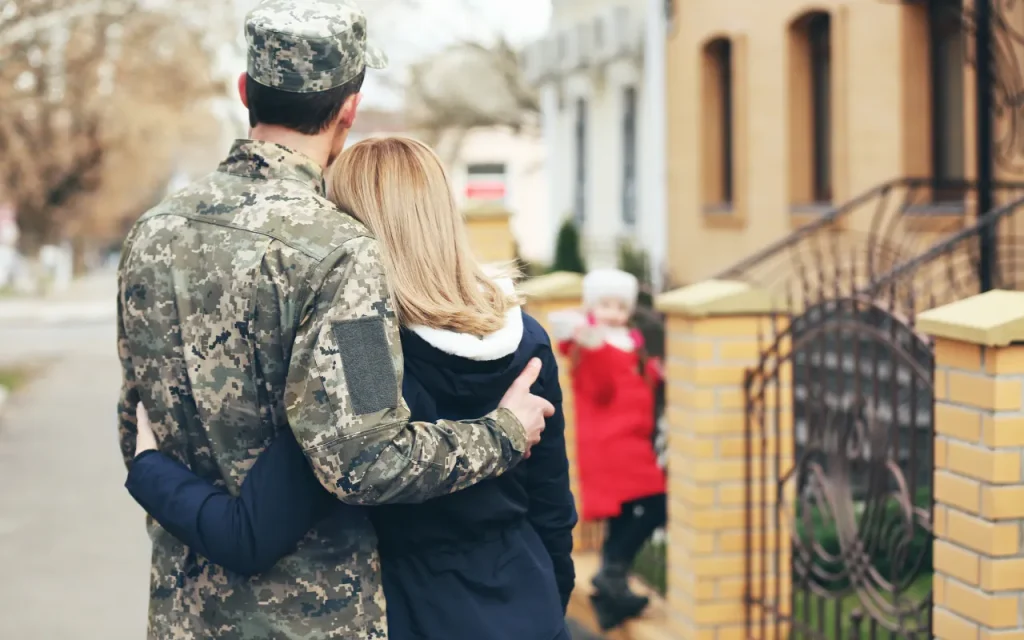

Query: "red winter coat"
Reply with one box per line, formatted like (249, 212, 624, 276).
(559, 328, 666, 520)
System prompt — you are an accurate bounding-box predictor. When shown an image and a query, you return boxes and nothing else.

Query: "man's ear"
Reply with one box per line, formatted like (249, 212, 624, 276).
(338, 92, 362, 129)
(238, 73, 249, 109)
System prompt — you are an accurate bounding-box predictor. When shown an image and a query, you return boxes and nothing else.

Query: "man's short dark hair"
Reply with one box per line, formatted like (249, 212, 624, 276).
(246, 69, 366, 135)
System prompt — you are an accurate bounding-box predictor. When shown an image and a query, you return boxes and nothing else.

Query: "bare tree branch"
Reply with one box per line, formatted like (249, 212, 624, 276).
(0, 0, 231, 251)
(404, 34, 539, 160)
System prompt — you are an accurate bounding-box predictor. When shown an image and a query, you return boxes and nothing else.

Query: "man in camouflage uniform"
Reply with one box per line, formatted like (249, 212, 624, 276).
(116, 1, 552, 637)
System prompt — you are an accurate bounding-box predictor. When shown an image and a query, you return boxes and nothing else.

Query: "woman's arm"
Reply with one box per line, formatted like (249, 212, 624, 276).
(125, 414, 335, 577)
(525, 346, 578, 612)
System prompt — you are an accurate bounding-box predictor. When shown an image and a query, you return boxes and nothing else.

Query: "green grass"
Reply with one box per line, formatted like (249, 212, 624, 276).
(790, 573, 932, 639)
(632, 536, 667, 596)
(0, 366, 31, 391)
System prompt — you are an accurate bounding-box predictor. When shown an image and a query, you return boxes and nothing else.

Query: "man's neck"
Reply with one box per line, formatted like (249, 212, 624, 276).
(249, 125, 332, 168)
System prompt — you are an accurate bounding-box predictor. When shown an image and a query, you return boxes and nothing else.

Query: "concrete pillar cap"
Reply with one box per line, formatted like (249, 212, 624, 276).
(654, 279, 783, 317)
(518, 271, 584, 301)
(918, 290, 1024, 347)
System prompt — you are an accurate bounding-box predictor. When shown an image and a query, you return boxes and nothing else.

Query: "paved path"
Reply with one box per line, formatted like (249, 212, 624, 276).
(0, 273, 150, 639)
(567, 618, 604, 639)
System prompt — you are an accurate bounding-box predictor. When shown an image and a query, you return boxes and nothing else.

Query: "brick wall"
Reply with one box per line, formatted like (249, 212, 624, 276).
(464, 205, 516, 265)
(919, 291, 1024, 639)
(657, 280, 790, 639)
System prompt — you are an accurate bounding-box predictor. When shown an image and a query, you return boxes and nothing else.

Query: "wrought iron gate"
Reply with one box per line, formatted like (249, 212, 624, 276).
(745, 296, 935, 639)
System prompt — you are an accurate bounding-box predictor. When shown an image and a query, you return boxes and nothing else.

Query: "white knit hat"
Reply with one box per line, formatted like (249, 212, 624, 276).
(582, 268, 639, 311)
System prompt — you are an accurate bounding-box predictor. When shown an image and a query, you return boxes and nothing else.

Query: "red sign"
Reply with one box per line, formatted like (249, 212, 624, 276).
(466, 180, 506, 201)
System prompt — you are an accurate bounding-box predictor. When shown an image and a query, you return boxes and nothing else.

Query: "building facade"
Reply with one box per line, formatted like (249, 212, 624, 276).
(665, 0, 987, 284)
(445, 129, 551, 263)
(346, 110, 550, 264)
(523, 0, 669, 280)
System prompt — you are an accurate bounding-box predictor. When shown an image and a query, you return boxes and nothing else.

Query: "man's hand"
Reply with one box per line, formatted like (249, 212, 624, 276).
(134, 403, 158, 457)
(498, 358, 555, 456)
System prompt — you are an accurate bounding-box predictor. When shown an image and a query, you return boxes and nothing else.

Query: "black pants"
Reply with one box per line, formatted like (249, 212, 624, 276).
(601, 494, 667, 567)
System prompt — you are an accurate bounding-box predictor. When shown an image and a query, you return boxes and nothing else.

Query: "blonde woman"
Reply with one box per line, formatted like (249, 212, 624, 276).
(125, 137, 577, 640)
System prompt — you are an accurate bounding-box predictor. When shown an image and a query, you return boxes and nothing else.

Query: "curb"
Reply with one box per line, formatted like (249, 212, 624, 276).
(0, 303, 115, 325)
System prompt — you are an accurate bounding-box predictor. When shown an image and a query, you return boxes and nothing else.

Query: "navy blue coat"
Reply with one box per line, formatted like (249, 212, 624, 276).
(126, 312, 577, 640)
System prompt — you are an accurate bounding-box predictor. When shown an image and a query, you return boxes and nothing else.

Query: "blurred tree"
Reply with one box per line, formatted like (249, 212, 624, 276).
(618, 239, 655, 308)
(0, 0, 231, 254)
(551, 218, 586, 274)
(404, 37, 539, 160)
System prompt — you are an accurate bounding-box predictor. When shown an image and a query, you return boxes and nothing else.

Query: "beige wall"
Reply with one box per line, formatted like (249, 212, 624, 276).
(665, 0, 973, 284)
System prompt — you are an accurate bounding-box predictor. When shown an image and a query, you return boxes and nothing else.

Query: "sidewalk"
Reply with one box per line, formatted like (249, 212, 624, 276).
(0, 327, 150, 638)
(0, 268, 116, 325)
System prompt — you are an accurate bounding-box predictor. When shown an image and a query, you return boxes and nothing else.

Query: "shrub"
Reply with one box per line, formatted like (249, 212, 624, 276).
(550, 218, 586, 274)
(618, 239, 656, 308)
(793, 487, 933, 591)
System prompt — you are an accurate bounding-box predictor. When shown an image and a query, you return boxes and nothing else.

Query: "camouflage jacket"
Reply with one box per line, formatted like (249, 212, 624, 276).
(116, 139, 528, 639)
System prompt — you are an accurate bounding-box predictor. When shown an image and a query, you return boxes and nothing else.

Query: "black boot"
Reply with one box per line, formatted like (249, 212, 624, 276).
(592, 562, 649, 609)
(590, 563, 649, 630)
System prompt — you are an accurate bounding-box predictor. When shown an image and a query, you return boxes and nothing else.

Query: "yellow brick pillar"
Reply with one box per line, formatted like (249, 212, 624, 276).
(464, 203, 516, 265)
(918, 290, 1024, 639)
(655, 280, 791, 640)
(518, 272, 605, 552)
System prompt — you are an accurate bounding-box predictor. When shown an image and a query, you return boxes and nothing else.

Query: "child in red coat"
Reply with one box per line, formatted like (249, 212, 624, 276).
(552, 269, 667, 630)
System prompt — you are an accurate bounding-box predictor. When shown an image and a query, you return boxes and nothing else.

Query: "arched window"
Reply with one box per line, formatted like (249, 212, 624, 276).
(930, 0, 965, 201)
(788, 11, 832, 206)
(702, 38, 733, 208)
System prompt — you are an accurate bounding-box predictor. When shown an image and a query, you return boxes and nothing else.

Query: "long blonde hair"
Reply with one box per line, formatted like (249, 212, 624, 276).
(328, 136, 519, 337)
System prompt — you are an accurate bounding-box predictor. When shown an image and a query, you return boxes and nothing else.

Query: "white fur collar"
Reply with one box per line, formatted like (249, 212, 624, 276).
(407, 278, 523, 361)
(604, 327, 637, 352)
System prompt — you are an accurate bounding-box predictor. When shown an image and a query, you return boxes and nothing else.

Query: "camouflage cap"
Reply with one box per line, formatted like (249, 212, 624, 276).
(245, 0, 388, 94)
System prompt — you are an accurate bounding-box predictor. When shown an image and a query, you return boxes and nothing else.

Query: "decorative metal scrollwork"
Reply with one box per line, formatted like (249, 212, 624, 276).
(746, 297, 935, 639)
(960, 1, 1024, 173)
(884, 0, 1024, 173)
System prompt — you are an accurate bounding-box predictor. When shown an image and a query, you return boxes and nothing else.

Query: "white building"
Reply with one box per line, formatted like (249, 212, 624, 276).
(345, 110, 551, 263)
(444, 130, 549, 263)
(522, 0, 668, 283)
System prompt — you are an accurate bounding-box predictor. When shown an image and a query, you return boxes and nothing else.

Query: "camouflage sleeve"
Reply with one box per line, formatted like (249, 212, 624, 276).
(285, 235, 528, 505)
(116, 262, 140, 471)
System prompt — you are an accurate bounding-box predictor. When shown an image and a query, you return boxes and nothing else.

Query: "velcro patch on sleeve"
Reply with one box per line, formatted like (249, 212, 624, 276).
(331, 317, 399, 416)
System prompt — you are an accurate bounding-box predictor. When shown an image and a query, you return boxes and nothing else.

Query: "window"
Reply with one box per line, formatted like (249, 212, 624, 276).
(788, 12, 832, 206)
(467, 163, 506, 175)
(809, 14, 831, 203)
(622, 86, 638, 226)
(574, 97, 587, 225)
(930, 0, 965, 201)
(466, 163, 508, 204)
(702, 38, 733, 207)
